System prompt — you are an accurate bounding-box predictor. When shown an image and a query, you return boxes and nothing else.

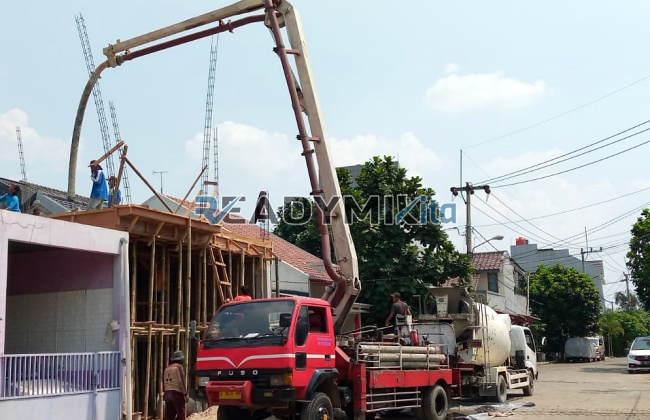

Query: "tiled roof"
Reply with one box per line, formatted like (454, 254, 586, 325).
(471, 251, 506, 271)
(441, 274, 481, 290)
(0, 177, 89, 211)
(164, 195, 332, 284)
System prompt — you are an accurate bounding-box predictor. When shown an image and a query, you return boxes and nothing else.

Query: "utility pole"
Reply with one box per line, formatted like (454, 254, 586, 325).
(623, 273, 631, 311)
(450, 183, 491, 254)
(581, 247, 602, 273)
(152, 170, 168, 194)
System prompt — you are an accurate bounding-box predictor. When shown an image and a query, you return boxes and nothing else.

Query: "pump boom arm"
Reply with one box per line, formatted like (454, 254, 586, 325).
(67, 0, 360, 333)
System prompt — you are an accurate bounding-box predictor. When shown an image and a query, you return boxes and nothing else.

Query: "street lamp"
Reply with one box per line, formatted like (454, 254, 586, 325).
(471, 235, 504, 253)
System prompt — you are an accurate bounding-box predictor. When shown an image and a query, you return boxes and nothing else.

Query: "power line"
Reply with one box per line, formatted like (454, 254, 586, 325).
(480, 122, 650, 184)
(461, 73, 650, 150)
(473, 181, 650, 228)
(491, 137, 650, 188)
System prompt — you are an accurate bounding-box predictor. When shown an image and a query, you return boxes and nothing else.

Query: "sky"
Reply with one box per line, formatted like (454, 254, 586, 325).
(1, 0, 649, 306)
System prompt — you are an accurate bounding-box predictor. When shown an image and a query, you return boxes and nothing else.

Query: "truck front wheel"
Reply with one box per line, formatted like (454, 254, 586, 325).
(522, 370, 534, 396)
(301, 392, 334, 420)
(495, 375, 507, 403)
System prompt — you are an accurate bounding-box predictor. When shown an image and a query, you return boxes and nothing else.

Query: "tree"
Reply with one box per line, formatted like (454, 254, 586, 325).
(528, 264, 602, 353)
(627, 208, 650, 308)
(614, 291, 639, 311)
(273, 156, 472, 326)
(599, 309, 650, 356)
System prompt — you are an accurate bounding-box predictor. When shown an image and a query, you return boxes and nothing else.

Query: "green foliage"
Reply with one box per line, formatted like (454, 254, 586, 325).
(528, 264, 602, 353)
(599, 309, 650, 356)
(273, 156, 471, 326)
(627, 208, 650, 308)
(614, 291, 639, 311)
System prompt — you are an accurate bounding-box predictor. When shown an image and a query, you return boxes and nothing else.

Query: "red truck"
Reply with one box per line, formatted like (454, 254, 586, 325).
(193, 297, 453, 420)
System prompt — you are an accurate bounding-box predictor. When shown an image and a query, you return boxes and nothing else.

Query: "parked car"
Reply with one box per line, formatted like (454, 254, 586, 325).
(564, 337, 601, 362)
(627, 336, 650, 373)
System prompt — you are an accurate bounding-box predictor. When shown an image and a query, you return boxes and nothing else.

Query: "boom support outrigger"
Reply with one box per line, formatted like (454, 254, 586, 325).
(67, 0, 360, 332)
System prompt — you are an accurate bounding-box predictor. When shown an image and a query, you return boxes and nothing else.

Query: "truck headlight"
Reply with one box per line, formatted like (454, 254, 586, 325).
(198, 376, 210, 386)
(270, 373, 292, 386)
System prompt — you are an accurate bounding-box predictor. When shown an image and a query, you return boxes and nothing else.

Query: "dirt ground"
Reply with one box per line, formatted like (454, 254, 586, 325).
(446, 357, 650, 420)
(187, 358, 650, 419)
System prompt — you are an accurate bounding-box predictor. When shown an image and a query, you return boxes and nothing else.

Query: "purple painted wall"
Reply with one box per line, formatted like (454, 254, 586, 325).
(7, 249, 114, 295)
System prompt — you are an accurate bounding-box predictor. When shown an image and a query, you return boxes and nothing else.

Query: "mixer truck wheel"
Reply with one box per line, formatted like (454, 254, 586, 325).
(522, 370, 534, 396)
(417, 385, 448, 420)
(301, 392, 333, 420)
(495, 375, 508, 403)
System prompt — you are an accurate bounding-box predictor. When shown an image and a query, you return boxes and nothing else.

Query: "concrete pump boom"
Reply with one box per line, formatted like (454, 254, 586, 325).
(66, 0, 360, 333)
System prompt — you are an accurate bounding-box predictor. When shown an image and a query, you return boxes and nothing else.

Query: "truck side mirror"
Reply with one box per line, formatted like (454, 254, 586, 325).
(279, 313, 292, 328)
(189, 320, 197, 339)
(541, 337, 547, 346)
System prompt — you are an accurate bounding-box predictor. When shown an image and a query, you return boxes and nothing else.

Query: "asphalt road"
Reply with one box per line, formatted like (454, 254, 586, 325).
(443, 357, 650, 420)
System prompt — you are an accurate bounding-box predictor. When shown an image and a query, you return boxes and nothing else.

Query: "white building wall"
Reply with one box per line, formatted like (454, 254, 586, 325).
(269, 260, 311, 295)
(5, 289, 114, 354)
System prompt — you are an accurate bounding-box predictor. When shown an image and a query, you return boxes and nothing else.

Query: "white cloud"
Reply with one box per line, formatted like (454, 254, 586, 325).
(425, 64, 548, 112)
(184, 121, 445, 213)
(0, 109, 78, 176)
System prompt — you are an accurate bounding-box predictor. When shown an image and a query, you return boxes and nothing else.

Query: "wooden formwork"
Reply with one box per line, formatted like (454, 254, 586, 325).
(50, 205, 274, 418)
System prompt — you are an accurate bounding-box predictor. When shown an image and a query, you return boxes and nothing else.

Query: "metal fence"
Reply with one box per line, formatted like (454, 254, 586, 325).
(1, 352, 122, 399)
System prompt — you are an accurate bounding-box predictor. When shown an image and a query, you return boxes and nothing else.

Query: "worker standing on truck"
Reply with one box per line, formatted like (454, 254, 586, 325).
(385, 292, 411, 331)
(233, 285, 252, 301)
(0, 185, 21, 212)
(163, 350, 188, 420)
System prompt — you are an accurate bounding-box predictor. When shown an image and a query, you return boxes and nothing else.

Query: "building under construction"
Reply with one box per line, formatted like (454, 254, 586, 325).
(51, 204, 274, 418)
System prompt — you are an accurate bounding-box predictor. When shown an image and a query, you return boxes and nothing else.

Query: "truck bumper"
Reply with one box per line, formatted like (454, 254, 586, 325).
(205, 381, 296, 407)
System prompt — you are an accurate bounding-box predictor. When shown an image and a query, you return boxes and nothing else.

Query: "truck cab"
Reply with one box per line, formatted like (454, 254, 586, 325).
(194, 297, 339, 419)
(509, 326, 538, 379)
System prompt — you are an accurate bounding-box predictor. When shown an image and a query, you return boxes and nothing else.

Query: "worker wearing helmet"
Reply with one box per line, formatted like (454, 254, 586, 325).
(385, 292, 411, 331)
(163, 350, 188, 420)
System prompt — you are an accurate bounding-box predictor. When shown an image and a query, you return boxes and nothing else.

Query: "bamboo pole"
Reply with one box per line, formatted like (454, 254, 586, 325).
(175, 165, 208, 214)
(196, 250, 202, 323)
(131, 240, 137, 325)
(152, 330, 158, 418)
(177, 241, 183, 327)
(185, 218, 192, 386)
(161, 245, 166, 325)
(112, 143, 128, 206)
(228, 249, 233, 290)
(202, 249, 208, 324)
(158, 330, 164, 416)
(92, 140, 125, 166)
(143, 322, 153, 420)
(240, 251, 245, 297)
(148, 238, 156, 322)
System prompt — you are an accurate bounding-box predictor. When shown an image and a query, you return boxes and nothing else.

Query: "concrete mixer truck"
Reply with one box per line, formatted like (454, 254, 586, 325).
(407, 285, 540, 403)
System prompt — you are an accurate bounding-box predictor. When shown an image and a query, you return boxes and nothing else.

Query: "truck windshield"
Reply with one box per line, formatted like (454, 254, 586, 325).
(588, 338, 599, 346)
(202, 300, 295, 349)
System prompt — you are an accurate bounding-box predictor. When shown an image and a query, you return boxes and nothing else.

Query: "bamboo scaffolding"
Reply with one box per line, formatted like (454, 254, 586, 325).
(185, 218, 192, 386)
(143, 322, 153, 420)
(148, 238, 156, 322)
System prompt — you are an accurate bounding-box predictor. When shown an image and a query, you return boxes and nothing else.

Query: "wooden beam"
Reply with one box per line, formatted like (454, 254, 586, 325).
(175, 165, 208, 214)
(112, 143, 128, 206)
(93, 140, 125, 166)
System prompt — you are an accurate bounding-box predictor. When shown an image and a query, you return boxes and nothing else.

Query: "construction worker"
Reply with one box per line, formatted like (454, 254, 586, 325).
(385, 292, 411, 331)
(0, 185, 21, 212)
(233, 285, 252, 302)
(163, 350, 188, 420)
(88, 160, 108, 210)
(107, 176, 122, 207)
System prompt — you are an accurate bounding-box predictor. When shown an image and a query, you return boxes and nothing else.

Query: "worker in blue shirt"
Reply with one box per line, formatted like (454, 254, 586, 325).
(88, 160, 109, 210)
(0, 185, 21, 212)
(108, 176, 122, 207)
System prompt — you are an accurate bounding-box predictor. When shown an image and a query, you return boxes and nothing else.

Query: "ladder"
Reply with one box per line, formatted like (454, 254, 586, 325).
(209, 247, 233, 304)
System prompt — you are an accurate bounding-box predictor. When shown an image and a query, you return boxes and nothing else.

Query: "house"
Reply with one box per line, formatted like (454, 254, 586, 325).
(0, 209, 129, 420)
(510, 239, 606, 311)
(444, 251, 529, 318)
